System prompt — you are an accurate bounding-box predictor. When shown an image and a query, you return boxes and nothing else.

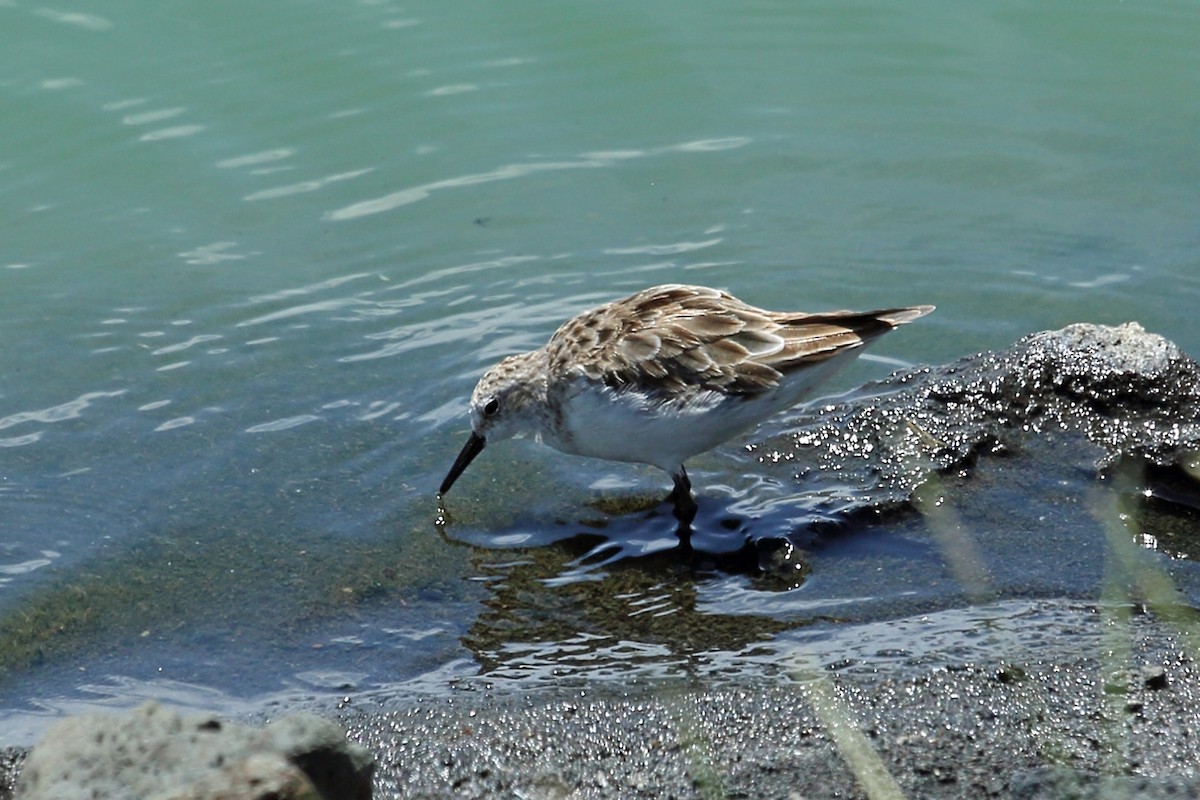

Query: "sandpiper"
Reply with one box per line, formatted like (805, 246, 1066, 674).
(440, 284, 933, 528)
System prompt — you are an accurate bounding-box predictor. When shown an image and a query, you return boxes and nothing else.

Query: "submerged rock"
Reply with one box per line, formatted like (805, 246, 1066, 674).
(14, 702, 373, 800)
(745, 322, 1200, 517)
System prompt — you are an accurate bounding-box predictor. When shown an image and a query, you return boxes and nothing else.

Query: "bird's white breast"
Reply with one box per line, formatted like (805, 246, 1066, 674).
(542, 350, 864, 471)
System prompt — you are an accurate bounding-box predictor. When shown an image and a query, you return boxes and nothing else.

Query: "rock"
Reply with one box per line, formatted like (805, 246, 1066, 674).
(13, 702, 373, 800)
(995, 664, 1027, 684)
(1143, 664, 1169, 691)
(746, 322, 1200, 517)
(167, 753, 320, 800)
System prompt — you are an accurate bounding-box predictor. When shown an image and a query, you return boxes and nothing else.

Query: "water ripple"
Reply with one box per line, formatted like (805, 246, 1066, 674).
(178, 242, 251, 265)
(139, 125, 205, 142)
(426, 84, 478, 97)
(604, 238, 723, 256)
(216, 148, 296, 170)
(151, 334, 223, 356)
(245, 273, 374, 305)
(0, 548, 60, 591)
(671, 137, 751, 152)
(237, 298, 371, 328)
(32, 8, 113, 30)
(245, 414, 321, 433)
(41, 78, 82, 91)
(324, 137, 752, 222)
(0, 432, 43, 448)
(1069, 273, 1130, 289)
(243, 168, 373, 202)
(325, 160, 606, 221)
(0, 390, 125, 433)
(0, 553, 58, 578)
(338, 289, 557, 364)
(102, 98, 146, 111)
(154, 417, 195, 432)
(122, 107, 186, 126)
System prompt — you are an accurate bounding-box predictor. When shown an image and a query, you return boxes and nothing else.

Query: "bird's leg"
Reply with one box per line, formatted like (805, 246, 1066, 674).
(667, 466, 697, 531)
(664, 464, 690, 504)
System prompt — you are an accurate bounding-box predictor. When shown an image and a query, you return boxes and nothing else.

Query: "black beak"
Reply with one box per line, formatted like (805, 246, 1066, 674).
(439, 433, 486, 494)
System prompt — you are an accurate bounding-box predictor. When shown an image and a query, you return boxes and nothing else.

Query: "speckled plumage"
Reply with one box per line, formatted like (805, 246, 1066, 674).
(441, 284, 933, 528)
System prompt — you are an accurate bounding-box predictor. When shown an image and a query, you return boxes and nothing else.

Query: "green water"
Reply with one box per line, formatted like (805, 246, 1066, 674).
(2, 0, 1199, 739)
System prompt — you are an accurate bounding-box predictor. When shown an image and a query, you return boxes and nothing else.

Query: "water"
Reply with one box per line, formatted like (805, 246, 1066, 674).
(2, 0, 1200, 742)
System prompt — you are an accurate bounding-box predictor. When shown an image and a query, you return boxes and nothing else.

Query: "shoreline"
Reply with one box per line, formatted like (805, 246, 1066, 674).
(8, 598, 1200, 799)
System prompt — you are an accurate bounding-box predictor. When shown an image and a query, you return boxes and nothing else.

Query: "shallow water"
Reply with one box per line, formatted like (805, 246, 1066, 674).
(2, 0, 1199, 741)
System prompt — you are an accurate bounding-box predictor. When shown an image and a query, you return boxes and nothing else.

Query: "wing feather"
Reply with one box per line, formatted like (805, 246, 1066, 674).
(545, 285, 931, 400)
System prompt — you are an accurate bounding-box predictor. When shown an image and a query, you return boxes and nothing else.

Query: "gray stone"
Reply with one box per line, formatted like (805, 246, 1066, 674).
(14, 702, 373, 800)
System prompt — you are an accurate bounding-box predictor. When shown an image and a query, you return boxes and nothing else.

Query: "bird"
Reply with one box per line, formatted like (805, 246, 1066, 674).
(439, 284, 933, 529)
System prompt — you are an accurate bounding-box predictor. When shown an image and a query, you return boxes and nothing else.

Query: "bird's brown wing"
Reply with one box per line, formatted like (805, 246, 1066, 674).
(545, 283, 932, 397)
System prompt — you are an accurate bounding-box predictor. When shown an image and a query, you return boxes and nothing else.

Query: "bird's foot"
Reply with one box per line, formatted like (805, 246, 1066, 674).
(665, 465, 697, 533)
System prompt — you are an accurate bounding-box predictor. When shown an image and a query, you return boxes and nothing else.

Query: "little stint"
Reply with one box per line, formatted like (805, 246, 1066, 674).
(440, 284, 933, 528)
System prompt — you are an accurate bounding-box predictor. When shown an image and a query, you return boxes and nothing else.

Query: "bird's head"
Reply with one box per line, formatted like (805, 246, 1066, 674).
(439, 352, 546, 494)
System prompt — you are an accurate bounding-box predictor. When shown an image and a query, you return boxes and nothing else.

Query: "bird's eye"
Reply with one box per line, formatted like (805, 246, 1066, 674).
(483, 397, 500, 417)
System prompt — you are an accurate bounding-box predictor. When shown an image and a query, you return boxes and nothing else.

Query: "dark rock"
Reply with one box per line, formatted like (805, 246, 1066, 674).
(746, 322, 1200, 516)
(996, 664, 1027, 684)
(1143, 664, 1169, 690)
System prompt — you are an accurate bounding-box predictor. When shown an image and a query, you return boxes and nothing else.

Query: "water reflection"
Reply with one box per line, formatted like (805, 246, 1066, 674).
(1115, 461, 1200, 561)
(451, 529, 803, 680)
